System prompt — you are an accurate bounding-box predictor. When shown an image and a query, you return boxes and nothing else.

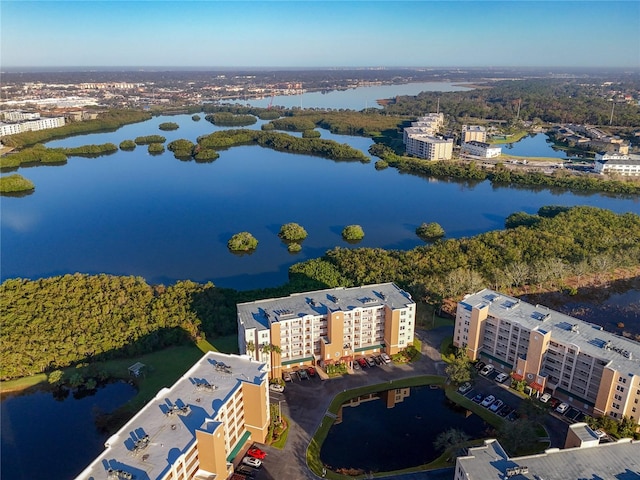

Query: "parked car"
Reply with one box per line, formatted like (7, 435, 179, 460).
(242, 456, 262, 468)
(357, 357, 367, 368)
(269, 383, 285, 393)
(539, 393, 551, 403)
(457, 382, 472, 394)
(549, 398, 560, 409)
(282, 371, 292, 382)
(381, 352, 392, 364)
(480, 365, 495, 376)
(374, 355, 383, 365)
(235, 465, 256, 478)
(595, 429, 607, 439)
(498, 405, 513, 417)
(307, 367, 316, 377)
(352, 361, 360, 370)
(298, 369, 309, 380)
(472, 393, 484, 403)
(247, 446, 267, 460)
(489, 399, 504, 412)
(474, 361, 486, 371)
(481, 395, 496, 407)
(495, 373, 509, 383)
(366, 357, 376, 367)
(556, 402, 569, 414)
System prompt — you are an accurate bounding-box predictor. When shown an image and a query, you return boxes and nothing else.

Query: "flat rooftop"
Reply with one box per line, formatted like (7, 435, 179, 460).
(460, 289, 640, 374)
(76, 352, 267, 480)
(237, 282, 414, 332)
(458, 438, 640, 479)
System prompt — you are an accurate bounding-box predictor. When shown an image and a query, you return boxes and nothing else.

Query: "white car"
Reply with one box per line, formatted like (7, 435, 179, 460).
(495, 373, 509, 383)
(282, 372, 292, 382)
(556, 402, 569, 414)
(539, 393, 551, 403)
(480, 365, 494, 376)
(481, 395, 495, 407)
(457, 382, 472, 394)
(381, 353, 392, 364)
(489, 399, 504, 412)
(269, 383, 285, 393)
(242, 456, 262, 468)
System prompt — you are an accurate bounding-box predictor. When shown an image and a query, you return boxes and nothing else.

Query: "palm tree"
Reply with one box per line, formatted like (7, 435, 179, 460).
(246, 340, 255, 359)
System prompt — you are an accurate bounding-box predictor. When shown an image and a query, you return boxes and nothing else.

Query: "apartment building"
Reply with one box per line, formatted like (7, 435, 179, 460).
(237, 283, 415, 379)
(0, 116, 65, 137)
(461, 124, 487, 143)
(2, 110, 41, 121)
(594, 153, 640, 176)
(455, 436, 640, 480)
(405, 134, 453, 160)
(75, 352, 270, 480)
(402, 113, 444, 143)
(460, 140, 501, 158)
(454, 289, 640, 426)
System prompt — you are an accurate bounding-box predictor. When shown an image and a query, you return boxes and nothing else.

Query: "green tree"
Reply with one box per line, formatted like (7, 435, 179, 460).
(227, 232, 258, 252)
(278, 223, 308, 242)
(433, 428, 470, 457)
(416, 222, 445, 241)
(498, 419, 538, 455)
(287, 242, 302, 253)
(342, 225, 365, 241)
(444, 348, 472, 385)
(48, 369, 64, 386)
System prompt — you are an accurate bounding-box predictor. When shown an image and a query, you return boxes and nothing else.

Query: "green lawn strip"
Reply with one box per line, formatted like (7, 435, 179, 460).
(488, 131, 530, 144)
(270, 415, 291, 449)
(499, 153, 565, 162)
(444, 388, 505, 428)
(440, 335, 455, 363)
(307, 376, 446, 479)
(1, 373, 47, 394)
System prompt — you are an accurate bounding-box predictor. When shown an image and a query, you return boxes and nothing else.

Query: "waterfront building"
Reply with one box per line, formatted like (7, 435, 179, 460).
(461, 124, 487, 143)
(2, 110, 40, 121)
(402, 113, 444, 143)
(454, 289, 640, 427)
(0, 116, 65, 137)
(594, 152, 640, 176)
(75, 352, 270, 480)
(460, 140, 501, 158)
(455, 436, 640, 479)
(237, 283, 415, 379)
(405, 134, 453, 160)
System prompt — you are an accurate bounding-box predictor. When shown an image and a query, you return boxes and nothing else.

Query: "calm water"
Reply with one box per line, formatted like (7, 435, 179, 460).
(320, 386, 487, 472)
(1, 381, 136, 480)
(224, 81, 472, 110)
(499, 133, 569, 159)
(2, 114, 639, 289)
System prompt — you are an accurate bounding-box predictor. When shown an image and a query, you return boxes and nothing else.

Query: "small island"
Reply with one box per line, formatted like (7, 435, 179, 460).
(119, 140, 136, 150)
(278, 222, 308, 242)
(416, 222, 445, 241)
(159, 122, 179, 131)
(135, 135, 166, 145)
(148, 143, 165, 154)
(227, 232, 258, 252)
(0, 174, 35, 194)
(342, 224, 365, 241)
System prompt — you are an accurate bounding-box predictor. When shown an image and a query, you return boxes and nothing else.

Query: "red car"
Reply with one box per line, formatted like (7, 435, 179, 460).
(247, 446, 267, 460)
(357, 358, 367, 368)
(307, 367, 316, 377)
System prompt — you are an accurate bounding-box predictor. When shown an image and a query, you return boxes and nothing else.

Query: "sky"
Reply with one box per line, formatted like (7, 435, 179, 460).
(1, 1, 639, 69)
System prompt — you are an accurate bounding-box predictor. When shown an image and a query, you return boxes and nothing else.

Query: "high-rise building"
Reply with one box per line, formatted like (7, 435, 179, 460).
(237, 283, 415, 379)
(461, 124, 487, 143)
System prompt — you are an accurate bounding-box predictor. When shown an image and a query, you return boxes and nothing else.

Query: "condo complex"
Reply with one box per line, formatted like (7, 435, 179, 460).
(454, 289, 640, 428)
(75, 352, 270, 480)
(236, 283, 416, 379)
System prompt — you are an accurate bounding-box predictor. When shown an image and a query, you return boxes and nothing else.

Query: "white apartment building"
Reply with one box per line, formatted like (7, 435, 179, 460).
(0, 116, 65, 137)
(461, 124, 487, 143)
(237, 283, 415, 379)
(455, 289, 640, 426)
(405, 134, 453, 160)
(75, 352, 270, 480)
(402, 113, 444, 143)
(2, 111, 40, 121)
(460, 140, 501, 158)
(594, 153, 640, 176)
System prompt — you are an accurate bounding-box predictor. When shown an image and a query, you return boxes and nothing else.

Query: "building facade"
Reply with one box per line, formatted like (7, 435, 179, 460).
(594, 153, 640, 176)
(454, 289, 640, 426)
(237, 283, 415, 379)
(460, 140, 501, 158)
(0, 116, 65, 137)
(76, 352, 270, 480)
(461, 124, 487, 143)
(405, 134, 453, 160)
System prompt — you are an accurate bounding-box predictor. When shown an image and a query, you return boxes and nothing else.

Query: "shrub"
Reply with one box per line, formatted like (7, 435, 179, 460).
(278, 223, 308, 242)
(227, 232, 258, 251)
(148, 143, 165, 154)
(135, 135, 166, 145)
(287, 243, 302, 253)
(302, 129, 321, 138)
(192, 115, 201, 121)
(342, 225, 365, 241)
(0, 174, 35, 193)
(119, 140, 136, 150)
(375, 160, 389, 170)
(416, 222, 445, 241)
(159, 122, 179, 131)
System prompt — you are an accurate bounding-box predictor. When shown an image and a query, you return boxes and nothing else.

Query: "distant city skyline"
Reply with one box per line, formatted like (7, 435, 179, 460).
(1, 1, 638, 69)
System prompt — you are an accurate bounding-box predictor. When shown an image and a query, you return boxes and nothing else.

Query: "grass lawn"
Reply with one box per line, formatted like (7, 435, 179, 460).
(440, 335, 455, 363)
(489, 130, 530, 144)
(1, 373, 47, 394)
(416, 302, 454, 330)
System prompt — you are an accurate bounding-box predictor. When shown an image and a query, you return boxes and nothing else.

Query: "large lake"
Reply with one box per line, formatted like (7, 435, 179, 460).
(2, 113, 639, 290)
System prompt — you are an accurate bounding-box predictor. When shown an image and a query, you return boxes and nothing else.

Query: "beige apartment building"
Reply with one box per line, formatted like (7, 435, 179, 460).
(237, 283, 415, 379)
(75, 352, 270, 480)
(454, 289, 640, 427)
(461, 124, 487, 143)
(405, 134, 453, 160)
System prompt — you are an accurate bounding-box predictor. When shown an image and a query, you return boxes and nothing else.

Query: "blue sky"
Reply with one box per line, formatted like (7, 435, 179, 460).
(1, 1, 638, 68)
